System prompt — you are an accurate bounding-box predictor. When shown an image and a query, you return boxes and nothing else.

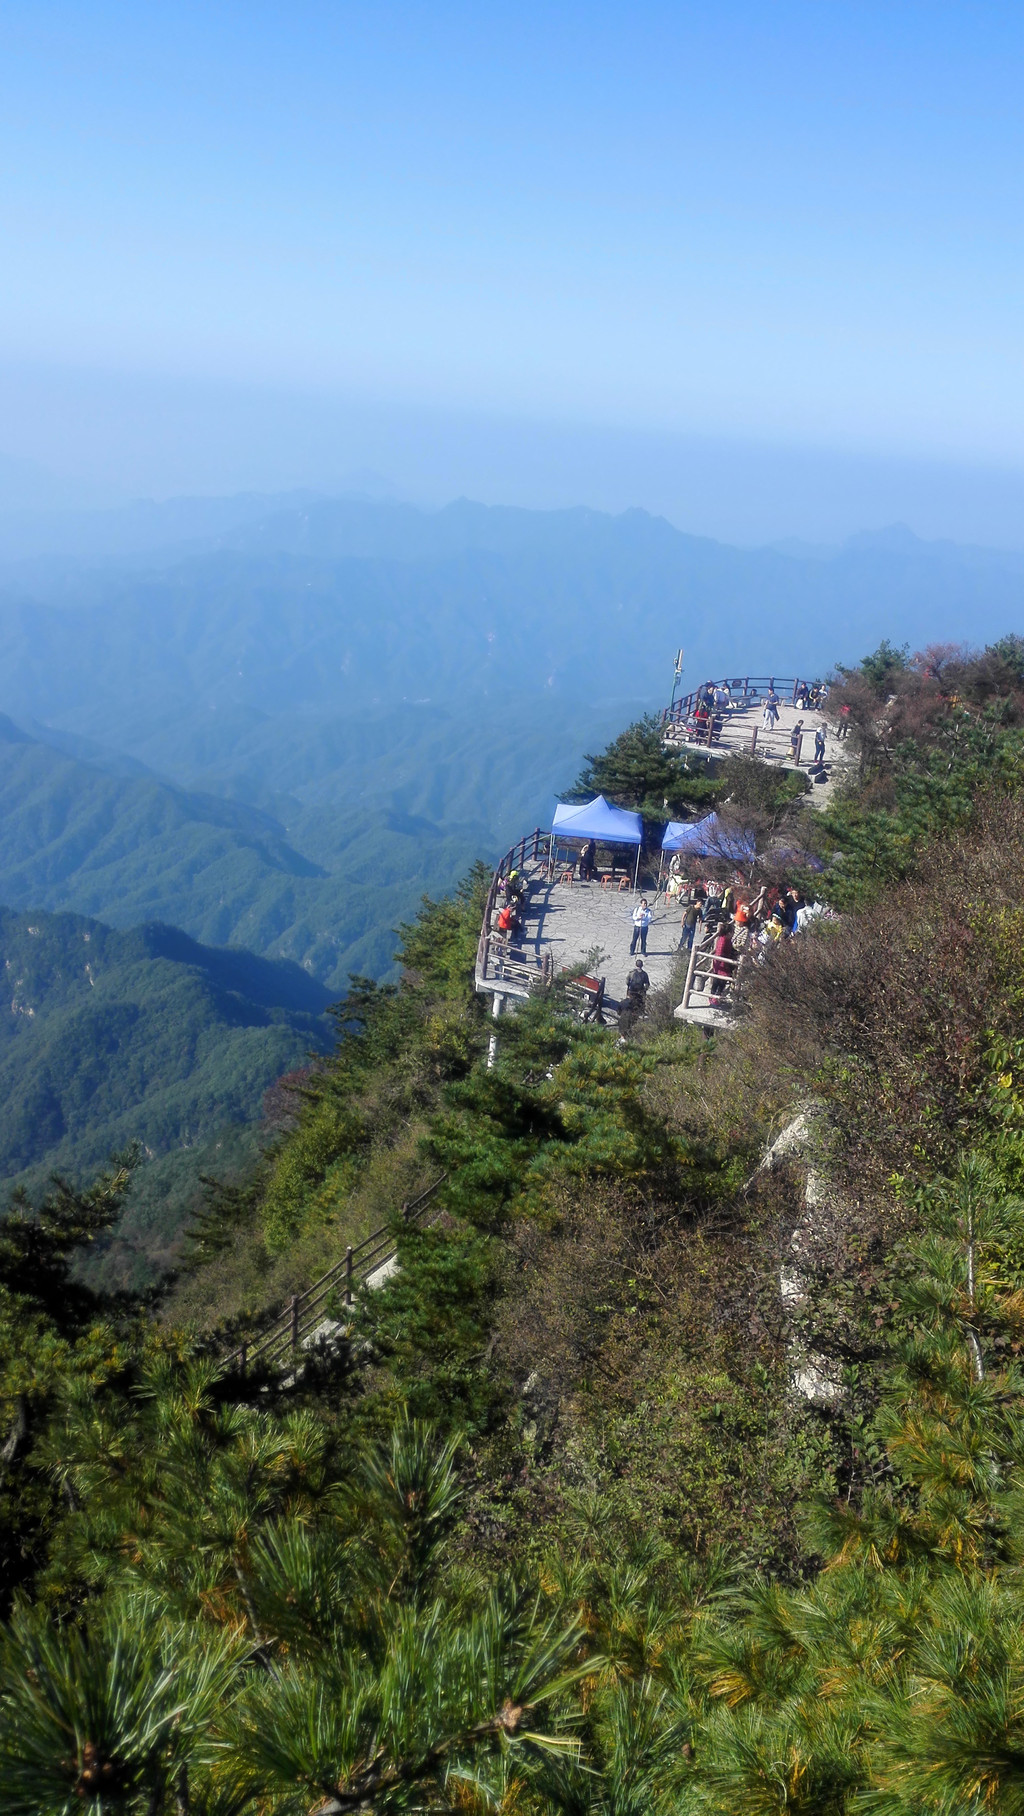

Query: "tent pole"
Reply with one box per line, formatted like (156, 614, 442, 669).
(633, 841, 642, 894)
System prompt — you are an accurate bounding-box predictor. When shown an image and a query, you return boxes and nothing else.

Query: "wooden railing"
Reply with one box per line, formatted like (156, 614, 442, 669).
(661, 678, 802, 740)
(475, 827, 552, 991)
(222, 1175, 447, 1379)
(679, 929, 743, 1013)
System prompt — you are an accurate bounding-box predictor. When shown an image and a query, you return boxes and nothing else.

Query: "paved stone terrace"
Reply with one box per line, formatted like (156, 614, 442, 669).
(478, 683, 859, 1016)
(484, 862, 682, 1013)
(664, 696, 857, 807)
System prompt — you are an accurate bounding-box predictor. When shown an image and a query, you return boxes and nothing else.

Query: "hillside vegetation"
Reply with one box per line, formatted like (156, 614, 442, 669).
(0, 906, 333, 1287)
(0, 704, 631, 986)
(7, 634, 1024, 1813)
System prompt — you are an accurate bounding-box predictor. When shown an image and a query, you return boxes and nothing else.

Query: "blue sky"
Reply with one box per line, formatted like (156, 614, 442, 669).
(2, 2, 1023, 533)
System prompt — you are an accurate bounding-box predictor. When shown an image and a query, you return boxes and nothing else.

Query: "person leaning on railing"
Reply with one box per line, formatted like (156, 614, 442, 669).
(679, 886, 703, 952)
(710, 919, 737, 1001)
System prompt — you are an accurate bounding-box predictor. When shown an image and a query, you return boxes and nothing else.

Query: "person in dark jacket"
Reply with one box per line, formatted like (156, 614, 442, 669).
(680, 894, 701, 952)
(625, 959, 651, 1013)
(701, 891, 723, 936)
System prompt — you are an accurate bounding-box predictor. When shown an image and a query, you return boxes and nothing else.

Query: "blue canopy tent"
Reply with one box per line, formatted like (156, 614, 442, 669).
(661, 813, 756, 865)
(551, 795, 644, 890)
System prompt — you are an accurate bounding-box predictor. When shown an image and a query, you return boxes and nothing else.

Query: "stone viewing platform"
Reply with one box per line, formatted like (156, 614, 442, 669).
(476, 673, 851, 1024)
(475, 852, 680, 1018)
(661, 676, 858, 804)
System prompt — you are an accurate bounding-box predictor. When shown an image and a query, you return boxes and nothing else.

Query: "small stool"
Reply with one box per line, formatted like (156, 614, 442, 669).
(601, 873, 615, 890)
(617, 875, 631, 891)
(558, 868, 574, 886)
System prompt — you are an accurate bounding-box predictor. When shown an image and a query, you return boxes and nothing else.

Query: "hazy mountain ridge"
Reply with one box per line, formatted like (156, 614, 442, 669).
(0, 492, 1020, 985)
(2, 501, 1022, 750)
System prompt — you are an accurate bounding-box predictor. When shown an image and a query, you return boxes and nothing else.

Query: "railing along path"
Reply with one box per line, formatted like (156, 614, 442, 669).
(224, 1175, 447, 1379)
(475, 826, 554, 992)
(476, 674, 824, 998)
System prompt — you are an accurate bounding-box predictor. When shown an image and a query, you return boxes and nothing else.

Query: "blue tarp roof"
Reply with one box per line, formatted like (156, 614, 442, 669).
(551, 795, 643, 846)
(661, 813, 756, 861)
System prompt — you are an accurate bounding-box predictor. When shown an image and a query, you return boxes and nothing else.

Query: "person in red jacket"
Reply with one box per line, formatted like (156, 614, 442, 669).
(710, 922, 735, 1001)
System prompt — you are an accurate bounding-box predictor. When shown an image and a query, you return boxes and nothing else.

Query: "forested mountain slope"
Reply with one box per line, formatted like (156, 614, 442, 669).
(0, 904, 332, 1284)
(0, 702, 630, 983)
(7, 639, 1024, 1811)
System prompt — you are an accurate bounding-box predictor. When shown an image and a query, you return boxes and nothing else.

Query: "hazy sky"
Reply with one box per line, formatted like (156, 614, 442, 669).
(2, 1, 1023, 538)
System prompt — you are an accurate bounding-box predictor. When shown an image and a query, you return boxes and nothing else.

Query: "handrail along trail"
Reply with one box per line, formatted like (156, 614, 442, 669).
(223, 1174, 447, 1379)
(475, 826, 554, 992)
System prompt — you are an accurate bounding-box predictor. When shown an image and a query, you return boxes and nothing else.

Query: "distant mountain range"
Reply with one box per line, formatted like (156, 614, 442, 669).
(0, 491, 1020, 1272)
(0, 492, 1021, 980)
(0, 702, 629, 985)
(1, 496, 1022, 725)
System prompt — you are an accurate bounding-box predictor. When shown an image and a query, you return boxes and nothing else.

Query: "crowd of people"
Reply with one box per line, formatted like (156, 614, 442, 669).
(491, 839, 831, 1020)
(665, 855, 829, 1004)
(690, 677, 832, 722)
(623, 865, 829, 1018)
(683, 677, 837, 761)
(793, 678, 830, 711)
(493, 866, 528, 944)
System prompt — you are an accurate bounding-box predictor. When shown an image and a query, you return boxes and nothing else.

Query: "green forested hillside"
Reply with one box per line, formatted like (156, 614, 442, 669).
(0, 702, 632, 984)
(0, 905, 333, 1284)
(6, 640, 1024, 1811)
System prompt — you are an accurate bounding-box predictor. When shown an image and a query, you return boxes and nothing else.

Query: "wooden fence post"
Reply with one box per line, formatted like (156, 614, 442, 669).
(681, 929, 701, 1010)
(345, 1246, 354, 1307)
(749, 726, 758, 755)
(402, 1201, 410, 1223)
(239, 1341, 247, 1379)
(289, 1294, 299, 1352)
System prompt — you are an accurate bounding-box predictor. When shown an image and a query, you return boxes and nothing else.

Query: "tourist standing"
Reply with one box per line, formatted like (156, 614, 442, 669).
(680, 891, 701, 952)
(625, 959, 651, 1014)
(630, 897, 652, 955)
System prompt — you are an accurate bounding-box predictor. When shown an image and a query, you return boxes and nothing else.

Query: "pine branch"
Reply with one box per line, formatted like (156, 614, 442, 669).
(309, 1700, 545, 1814)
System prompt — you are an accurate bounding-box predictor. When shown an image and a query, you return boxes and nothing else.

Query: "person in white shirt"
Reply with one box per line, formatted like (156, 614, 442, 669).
(630, 897, 652, 955)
